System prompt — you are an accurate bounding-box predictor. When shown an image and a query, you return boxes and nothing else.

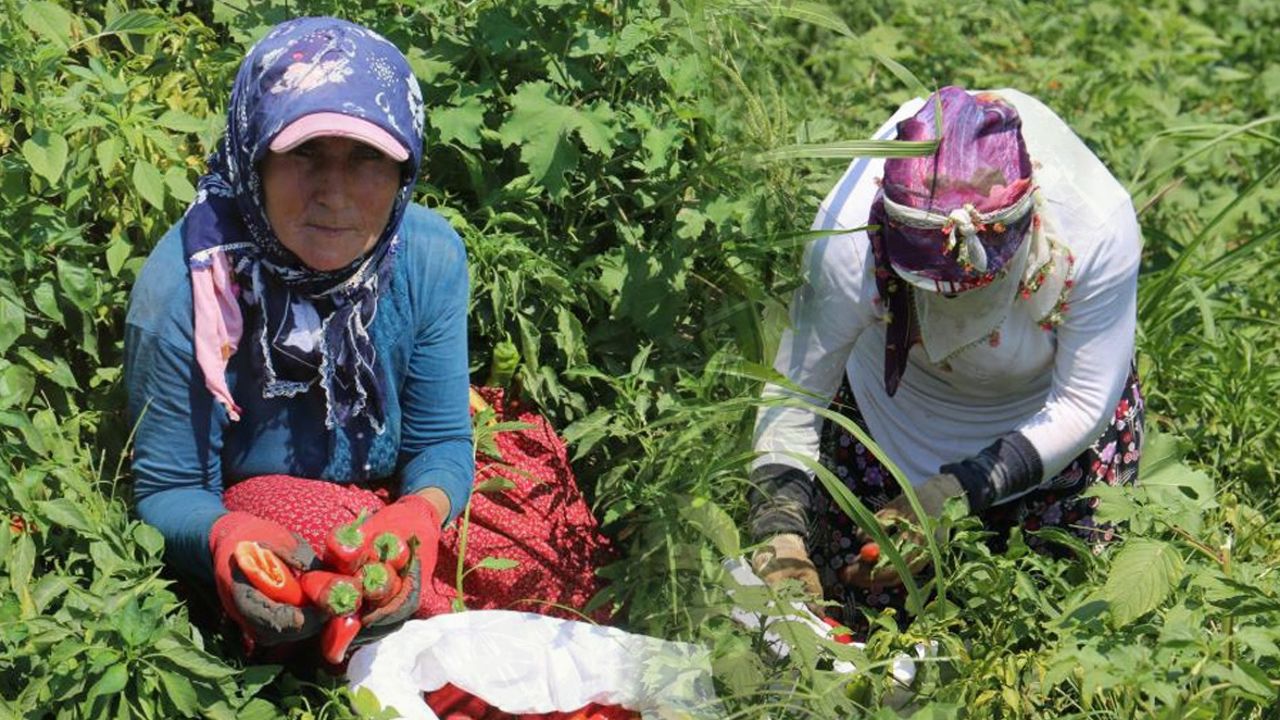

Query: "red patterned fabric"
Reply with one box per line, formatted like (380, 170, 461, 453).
(223, 475, 388, 560)
(429, 387, 615, 620)
(222, 387, 615, 621)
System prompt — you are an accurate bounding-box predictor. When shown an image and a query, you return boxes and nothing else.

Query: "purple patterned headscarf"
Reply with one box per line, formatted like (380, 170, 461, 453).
(182, 17, 425, 471)
(867, 87, 1035, 395)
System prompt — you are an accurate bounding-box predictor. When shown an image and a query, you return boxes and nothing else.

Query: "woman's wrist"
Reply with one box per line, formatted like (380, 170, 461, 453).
(942, 432, 1043, 513)
(748, 464, 814, 542)
(410, 486, 451, 527)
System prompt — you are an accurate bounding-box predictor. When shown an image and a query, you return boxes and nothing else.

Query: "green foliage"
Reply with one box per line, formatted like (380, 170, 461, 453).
(1, 0, 1279, 717)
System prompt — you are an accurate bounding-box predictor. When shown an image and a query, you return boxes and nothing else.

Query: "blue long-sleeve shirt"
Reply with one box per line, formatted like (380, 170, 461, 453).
(125, 204, 474, 584)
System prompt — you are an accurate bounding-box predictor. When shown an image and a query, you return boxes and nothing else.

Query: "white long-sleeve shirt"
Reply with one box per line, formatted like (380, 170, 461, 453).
(752, 89, 1141, 504)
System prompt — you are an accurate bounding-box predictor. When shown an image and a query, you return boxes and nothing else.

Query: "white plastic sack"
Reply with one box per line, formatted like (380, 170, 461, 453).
(346, 610, 717, 719)
(722, 556, 928, 697)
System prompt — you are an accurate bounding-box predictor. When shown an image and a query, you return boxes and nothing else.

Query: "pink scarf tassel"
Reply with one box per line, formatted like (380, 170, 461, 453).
(191, 251, 244, 421)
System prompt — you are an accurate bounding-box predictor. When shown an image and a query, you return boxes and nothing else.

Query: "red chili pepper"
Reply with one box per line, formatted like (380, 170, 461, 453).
(361, 544, 420, 626)
(562, 705, 641, 719)
(300, 570, 362, 616)
(371, 531, 409, 572)
(233, 541, 304, 606)
(320, 614, 362, 665)
(858, 542, 880, 564)
(325, 515, 368, 575)
(820, 616, 854, 645)
(359, 561, 401, 606)
(426, 683, 494, 720)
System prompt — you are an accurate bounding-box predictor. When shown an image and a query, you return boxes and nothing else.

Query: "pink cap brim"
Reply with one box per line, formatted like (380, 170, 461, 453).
(269, 112, 410, 162)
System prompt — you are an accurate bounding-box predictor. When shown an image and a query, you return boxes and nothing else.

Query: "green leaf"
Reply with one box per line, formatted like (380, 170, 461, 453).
(474, 556, 519, 571)
(239, 664, 282, 699)
(117, 598, 155, 647)
(56, 257, 99, 311)
(106, 239, 133, 277)
(0, 410, 48, 457)
(0, 364, 35, 410)
(102, 10, 167, 36)
(132, 160, 166, 211)
(132, 523, 165, 558)
(21, 1, 73, 48)
(350, 686, 390, 717)
(1234, 625, 1280, 660)
(17, 347, 78, 390)
(474, 476, 516, 494)
(157, 641, 238, 680)
(679, 495, 740, 557)
(164, 166, 195, 203)
(1100, 538, 1185, 627)
(203, 701, 239, 720)
(157, 670, 199, 715)
(21, 130, 70, 184)
(86, 663, 129, 702)
(433, 98, 486, 149)
(37, 498, 93, 533)
(31, 574, 71, 613)
(236, 698, 282, 720)
(96, 137, 121, 176)
(0, 511, 11, 563)
(0, 296, 25, 354)
(562, 408, 613, 461)
(1137, 430, 1215, 533)
(69, 10, 167, 51)
(9, 533, 36, 597)
(498, 81, 617, 197)
(156, 109, 207, 134)
(1083, 482, 1137, 524)
(33, 282, 65, 325)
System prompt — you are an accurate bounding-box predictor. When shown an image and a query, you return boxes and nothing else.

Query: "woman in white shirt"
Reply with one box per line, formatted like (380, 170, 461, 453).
(748, 87, 1144, 629)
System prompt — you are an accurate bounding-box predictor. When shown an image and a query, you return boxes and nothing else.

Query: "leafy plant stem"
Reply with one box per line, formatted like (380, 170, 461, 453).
(1159, 521, 1221, 565)
(453, 495, 474, 611)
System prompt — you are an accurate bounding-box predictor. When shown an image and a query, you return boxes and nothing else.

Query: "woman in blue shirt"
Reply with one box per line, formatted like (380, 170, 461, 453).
(126, 18, 471, 653)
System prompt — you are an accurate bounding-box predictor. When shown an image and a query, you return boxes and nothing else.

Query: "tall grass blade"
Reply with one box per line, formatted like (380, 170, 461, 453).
(792, 452, 928, 614)
(1187, 284, 1218, 343)
(1131, 115, 1280, 196)
(1139, 158, 1280, 320)
(872, 51, 933, 100)
(734, 0, 856, 38)
(757, 139, 938, 162)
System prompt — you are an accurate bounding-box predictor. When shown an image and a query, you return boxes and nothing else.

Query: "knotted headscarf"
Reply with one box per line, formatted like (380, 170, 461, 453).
(183, 17, 425, 473)
(868, 87, 1069, 395)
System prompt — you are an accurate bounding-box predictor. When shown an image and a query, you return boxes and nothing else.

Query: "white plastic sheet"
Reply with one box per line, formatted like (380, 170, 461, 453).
(346, 610, 717, 719)
(722, 556, 928, 699)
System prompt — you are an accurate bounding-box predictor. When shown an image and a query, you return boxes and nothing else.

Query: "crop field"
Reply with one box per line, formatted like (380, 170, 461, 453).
(2, 0, 1279, 718)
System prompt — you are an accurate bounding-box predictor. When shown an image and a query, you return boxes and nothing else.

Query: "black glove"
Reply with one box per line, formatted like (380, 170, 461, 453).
(942, 432, 1043, 513)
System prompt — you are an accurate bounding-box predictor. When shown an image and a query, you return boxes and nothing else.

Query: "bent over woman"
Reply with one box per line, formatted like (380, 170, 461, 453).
(749, 87, 1144, 629)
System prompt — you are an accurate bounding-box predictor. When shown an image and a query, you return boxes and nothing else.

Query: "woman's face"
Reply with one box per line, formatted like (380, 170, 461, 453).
(261, 136, 402, 272)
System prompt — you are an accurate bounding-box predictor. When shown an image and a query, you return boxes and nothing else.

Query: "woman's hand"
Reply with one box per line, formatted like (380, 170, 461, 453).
(209, 512, 326, 653)
(840, 473, 966, 589)
(752, 533, 823, 605)
(352, 494, 442, 640)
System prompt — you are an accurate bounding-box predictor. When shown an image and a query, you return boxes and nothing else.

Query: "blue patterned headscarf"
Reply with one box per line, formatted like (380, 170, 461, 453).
(182, 17, 425, 474)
